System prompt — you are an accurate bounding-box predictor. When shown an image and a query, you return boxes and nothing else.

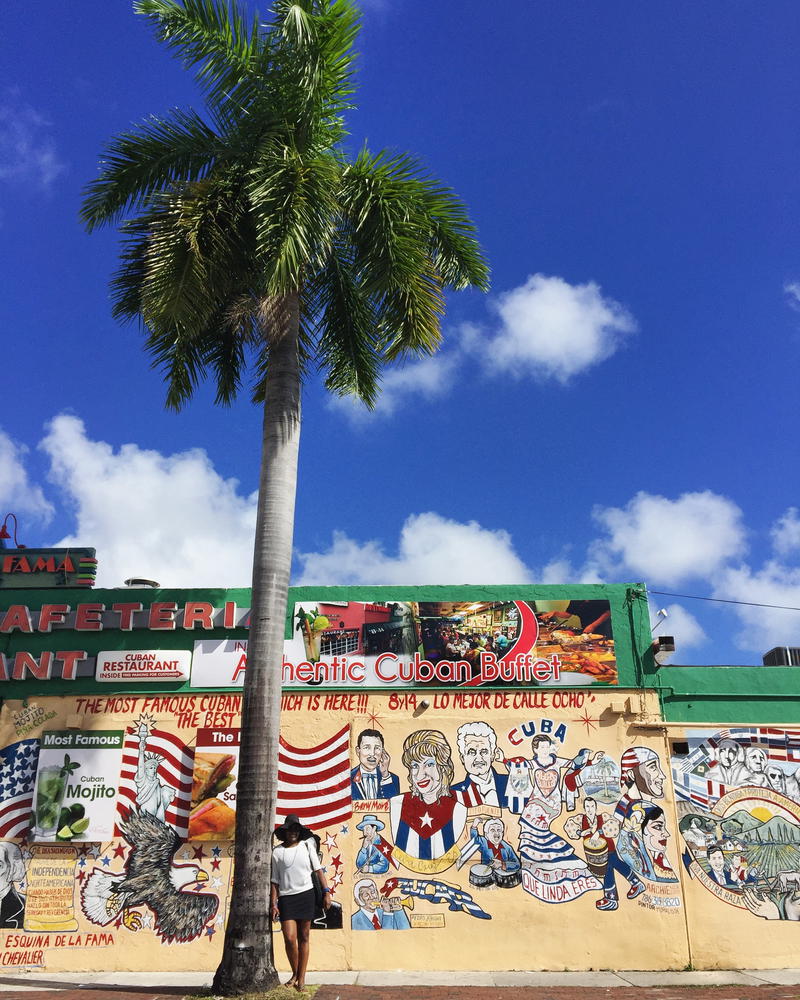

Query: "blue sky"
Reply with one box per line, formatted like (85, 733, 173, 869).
(2, 1, 799, 665)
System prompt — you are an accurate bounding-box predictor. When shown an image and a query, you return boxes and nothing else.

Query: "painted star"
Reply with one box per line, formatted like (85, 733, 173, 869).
(113, 844, 126, 859)
(101, 855, 111, 867)
(211, 877, 223, 889)
(78, 856, 87, 868)
(420, 812, 433, 828)
(192, 845, 206, 860)
(141, 913, 153, 929)
(76, 870, 86, 883)
(365, 709, 383, 729)
(574, 711, 600, 733)
(212, 846, 222, 858)
(88, 845, 101, 858)
(205, 926, 216, 938)
(331, 871, 343, 887)
(180, 849, 191, 860)
(330, 854, 343, 871)
(324, 833, 338, 851)
(215, 913, 225, 926)
(340, 824, 349, 835)
(211, 858, 221, 871)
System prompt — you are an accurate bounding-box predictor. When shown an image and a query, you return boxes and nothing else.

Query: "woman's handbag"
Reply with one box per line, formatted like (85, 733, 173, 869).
(306, 838, 325, 908)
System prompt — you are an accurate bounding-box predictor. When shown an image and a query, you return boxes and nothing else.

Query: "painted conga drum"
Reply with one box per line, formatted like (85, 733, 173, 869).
(583, 834, 609, 879)
(469, 863, 494, 887)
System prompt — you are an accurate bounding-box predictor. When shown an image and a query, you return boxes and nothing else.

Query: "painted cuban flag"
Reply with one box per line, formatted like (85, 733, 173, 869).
(0, 738, 39, 838)
(390, 792, 466, 862)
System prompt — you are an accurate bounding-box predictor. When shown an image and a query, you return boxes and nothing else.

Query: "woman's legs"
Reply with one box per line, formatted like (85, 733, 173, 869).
(280, 919, 299, 985)
(295, 919, 312, 990)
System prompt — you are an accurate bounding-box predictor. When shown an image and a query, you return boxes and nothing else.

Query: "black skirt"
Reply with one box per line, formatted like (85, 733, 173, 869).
(278, 887, 315, 922)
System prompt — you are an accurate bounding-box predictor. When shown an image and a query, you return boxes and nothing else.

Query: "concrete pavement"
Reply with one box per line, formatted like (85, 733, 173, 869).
(2, 969, 800, 996)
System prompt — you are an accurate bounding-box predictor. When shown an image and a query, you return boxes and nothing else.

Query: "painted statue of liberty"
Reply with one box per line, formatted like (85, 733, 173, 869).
(133, 717, 175, 822)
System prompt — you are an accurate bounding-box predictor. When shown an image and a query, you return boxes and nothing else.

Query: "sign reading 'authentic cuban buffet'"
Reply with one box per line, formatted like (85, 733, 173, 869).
(194, 599, 617, 688)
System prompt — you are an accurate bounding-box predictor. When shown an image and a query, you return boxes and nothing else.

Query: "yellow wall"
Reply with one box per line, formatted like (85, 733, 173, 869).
(1, 691, 694, 972)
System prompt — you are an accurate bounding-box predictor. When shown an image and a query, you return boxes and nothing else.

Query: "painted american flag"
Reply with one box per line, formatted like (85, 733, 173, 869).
(277, 724, 352, 830)
(0, 738, 39, 838)
(116, 727, 194, 837)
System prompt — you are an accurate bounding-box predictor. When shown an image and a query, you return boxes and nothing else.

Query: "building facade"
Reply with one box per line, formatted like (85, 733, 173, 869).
(1, 577, 799, 972)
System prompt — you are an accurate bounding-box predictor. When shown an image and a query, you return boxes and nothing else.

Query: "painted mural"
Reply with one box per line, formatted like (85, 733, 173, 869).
(672, 727, 800, 922)
(0, 689, 687, 973)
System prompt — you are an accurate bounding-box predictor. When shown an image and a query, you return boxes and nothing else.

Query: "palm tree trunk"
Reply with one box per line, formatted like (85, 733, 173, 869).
(213, 292, 301, 994)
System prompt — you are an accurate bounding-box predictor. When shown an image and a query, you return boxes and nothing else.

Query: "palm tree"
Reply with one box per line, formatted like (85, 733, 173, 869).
(81, 0, 488, 991)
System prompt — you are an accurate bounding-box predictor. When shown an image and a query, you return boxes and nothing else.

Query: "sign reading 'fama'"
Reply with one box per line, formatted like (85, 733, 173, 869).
(0, 548, 97, 588)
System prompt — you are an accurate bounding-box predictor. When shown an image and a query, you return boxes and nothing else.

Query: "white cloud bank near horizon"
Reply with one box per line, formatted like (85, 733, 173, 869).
(330, 273, 637, 423)
(4, 416, 800, 658)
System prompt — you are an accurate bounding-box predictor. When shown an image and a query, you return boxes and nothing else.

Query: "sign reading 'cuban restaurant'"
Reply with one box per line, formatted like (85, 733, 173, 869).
(96, 649, 192, 683)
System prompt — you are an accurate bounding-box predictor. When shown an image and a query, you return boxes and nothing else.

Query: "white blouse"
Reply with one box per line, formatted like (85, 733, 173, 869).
(271, 839, 322, 896)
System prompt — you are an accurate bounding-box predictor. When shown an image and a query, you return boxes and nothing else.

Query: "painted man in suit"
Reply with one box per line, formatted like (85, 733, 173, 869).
(351, 878, 410, 930)
(351, 729, 400, 801)
(451, 722, 509, 809)
(0, 842, 26, 929)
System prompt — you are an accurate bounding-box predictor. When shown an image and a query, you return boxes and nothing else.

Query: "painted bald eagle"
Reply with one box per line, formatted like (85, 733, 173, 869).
(81, 811, 218, 943)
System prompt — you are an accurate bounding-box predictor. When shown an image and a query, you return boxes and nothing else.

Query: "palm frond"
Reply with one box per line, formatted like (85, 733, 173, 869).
(135, 0, 263, 112)
(312, 236, 382, 406)
(81, 108, 221, 230)
(417, 181, 490, 293)
(248, 148, 339, 292)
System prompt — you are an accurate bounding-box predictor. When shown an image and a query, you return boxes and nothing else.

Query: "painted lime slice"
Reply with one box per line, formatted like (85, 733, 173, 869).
(71, 817, 90, 835)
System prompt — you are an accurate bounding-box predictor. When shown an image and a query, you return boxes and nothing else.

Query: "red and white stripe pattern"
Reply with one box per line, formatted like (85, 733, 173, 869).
(277, 724, 352, 830)
(116, 727, 194, 837)
(0, 738, 38, 838)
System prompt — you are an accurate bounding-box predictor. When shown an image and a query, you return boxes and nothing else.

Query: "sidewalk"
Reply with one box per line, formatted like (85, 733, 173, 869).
(1, 970, 800, 999)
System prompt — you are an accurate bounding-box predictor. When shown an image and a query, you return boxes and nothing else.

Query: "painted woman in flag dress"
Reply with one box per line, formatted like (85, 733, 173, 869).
(518, 734, 604, 903)
(389, 730, 467, 874)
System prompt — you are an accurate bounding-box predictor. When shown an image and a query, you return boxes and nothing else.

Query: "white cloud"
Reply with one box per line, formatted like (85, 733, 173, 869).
(713, 562, 800, 657)
(327, 275, 636, 423)
(0, 91, 66, 191)
(0, 429, 54, 527)
(484, 274, 637, 383)
(295, 512, 533, 585)
(784, 281, 800, 313)
(328, 352, 459, 423)
(650, 603, 708, 662)
(38, 415, 257, 588)
(588, 490, 746, 587)
(771, 507, 800, 557)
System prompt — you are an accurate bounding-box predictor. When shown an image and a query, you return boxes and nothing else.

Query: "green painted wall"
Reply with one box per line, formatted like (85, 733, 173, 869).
(650, 664, 800, 724)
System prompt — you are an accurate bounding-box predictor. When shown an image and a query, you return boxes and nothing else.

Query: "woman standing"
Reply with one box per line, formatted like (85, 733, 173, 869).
(271, 814, 331, 992)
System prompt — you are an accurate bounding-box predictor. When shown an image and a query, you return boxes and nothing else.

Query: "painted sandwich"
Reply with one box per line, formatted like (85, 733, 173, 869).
(189, 752, 237, 840)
